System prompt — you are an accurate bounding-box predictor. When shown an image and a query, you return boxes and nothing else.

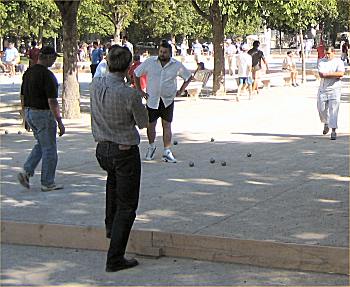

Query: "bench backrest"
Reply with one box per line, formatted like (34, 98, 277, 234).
(193, 69, 212, 87)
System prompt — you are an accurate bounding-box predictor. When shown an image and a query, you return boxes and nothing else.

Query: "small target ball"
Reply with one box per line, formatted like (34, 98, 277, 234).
(189, 161, 195, 167)
(210, 158, 215, 164)
(173, 140, 178, 145)
(4, 130, 9, 134)
(210, 137, 215, 142)
(247, 152, 252, 157)
(221, 161, 226, 166)
(18, 131, 22, 135)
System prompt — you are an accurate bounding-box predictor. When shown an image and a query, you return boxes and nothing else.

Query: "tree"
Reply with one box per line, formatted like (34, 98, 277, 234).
(54, 0, 81, 119)
(98, 0, 139, 43)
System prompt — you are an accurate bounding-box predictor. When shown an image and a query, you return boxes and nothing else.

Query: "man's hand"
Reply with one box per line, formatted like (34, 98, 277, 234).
(57, 121, 65, 137)
(176, 90, 186, 97)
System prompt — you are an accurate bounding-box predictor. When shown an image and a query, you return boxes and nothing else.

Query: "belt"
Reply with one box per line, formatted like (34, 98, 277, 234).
(99, 141, 136, 150)
(26, 107, 49, 110)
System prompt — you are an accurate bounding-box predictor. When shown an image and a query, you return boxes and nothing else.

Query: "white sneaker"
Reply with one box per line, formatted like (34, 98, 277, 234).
(145, 145, 156, 161)
(162, 149, 177, 163)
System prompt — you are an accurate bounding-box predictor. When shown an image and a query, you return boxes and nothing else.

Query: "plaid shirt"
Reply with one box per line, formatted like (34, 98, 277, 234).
(90, 73, 148, 145)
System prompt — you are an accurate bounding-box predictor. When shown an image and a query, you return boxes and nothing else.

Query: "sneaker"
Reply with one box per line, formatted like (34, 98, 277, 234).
(17, 171, 30, 189)
(162, 149, 177, 163)
(41, 184, 64, 192)
(145, 145, 156, 161)
(323, 124, 329, 135)
(330, 131, 337, 140)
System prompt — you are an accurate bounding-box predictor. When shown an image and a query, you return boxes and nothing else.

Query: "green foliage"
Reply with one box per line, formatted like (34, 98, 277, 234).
(0, 0, 60, 40)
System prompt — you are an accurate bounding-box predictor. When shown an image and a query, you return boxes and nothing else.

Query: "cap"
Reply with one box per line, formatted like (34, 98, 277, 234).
(40, 46, 61, 57)
(241, 43, 249, 51)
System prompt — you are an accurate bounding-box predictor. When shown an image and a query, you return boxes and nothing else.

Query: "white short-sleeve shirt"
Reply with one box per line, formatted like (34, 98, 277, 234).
(134, 56, 192, 109)
(237, 52, 252, 77)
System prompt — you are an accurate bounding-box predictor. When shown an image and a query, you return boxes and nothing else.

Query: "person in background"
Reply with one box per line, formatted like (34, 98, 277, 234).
(4, 42, 19, 77)
(90, 45, 148, 272)
(341, 39, 349, 65)
(122, 36, 134, 55)
(225, 39, 237, 76)
(248, 40, 269, 94)
(282, 51, 299, 87)
(26, 41, 40, 67)
(134, 40, 192, 163)
(191, 39, 203, 63)
(236, 43, 253, 101)
(128, 54, 147, 90)
(18, 46, 65, 192)
(317, 46, 345, 140)
(90, 41, 104, 77)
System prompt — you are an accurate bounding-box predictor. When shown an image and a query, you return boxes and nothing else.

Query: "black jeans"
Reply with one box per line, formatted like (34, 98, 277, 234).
(96, 142, 141, 266)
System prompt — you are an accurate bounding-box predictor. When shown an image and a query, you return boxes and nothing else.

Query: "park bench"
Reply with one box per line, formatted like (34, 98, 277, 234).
(186, 69, 212, 98)
(259, 70, 291, 88)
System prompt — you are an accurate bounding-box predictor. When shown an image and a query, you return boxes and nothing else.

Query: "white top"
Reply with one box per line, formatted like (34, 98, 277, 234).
(94, 59, 108, 78)
(237, 52, 252, 77)
(192, 43, 203, 55)
(134, 56, 192, 108)
(318, 58, 345, 95)
(225, 44, 237, 56)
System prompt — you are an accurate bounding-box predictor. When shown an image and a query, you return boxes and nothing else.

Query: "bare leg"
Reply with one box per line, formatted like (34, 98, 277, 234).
(161, 119, 172, 148)
(147, 121, 157, 144)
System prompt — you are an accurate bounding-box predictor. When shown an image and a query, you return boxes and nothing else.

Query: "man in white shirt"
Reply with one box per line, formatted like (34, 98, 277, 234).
(317, 46, 345, 140)
(192, 39, 203, 63)
(4, 42, 19, 77)
(236, 44, 252, 101)
(134, 40, 192, 163)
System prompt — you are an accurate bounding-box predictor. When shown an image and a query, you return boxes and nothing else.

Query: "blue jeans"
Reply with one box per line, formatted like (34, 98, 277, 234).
(95, 142, 141, 266)
(24, 108, 58, 186)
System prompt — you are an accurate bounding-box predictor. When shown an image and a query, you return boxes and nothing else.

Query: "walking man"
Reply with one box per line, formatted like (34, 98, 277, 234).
(17, 46, 65, 191)
(225, 39, 237, 76)
(134, 40, 192, 163)
(90, 41, 103, 77)
(317, 46, 345, 140)
(236, 44, 253, 101)
(90, 45, 148, 272)
(248, 40, 269, 94)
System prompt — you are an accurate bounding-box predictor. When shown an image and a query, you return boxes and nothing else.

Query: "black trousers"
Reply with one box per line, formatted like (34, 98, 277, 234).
(90, 63, 98, 77)
(96, 142, 141, 266)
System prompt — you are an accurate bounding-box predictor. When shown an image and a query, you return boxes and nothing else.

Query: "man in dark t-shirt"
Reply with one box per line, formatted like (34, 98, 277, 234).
(248, 40, 269, 94)
(18, 46, 65, 192)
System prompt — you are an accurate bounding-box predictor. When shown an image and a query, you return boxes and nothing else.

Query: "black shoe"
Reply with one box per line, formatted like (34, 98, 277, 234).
(106, 258, 138, 272)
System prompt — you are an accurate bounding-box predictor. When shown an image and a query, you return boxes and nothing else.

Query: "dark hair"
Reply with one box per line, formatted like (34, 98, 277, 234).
(133, 54, 140, 61)
(107, 45, 132, 72)
(253, 40, 260, 47)
(159, 39, 172, 53)
(197, 62, 205, 70)
(31, 41, 37, 47)
(287, 51, 293, 55)
(93, 41, 98, 46)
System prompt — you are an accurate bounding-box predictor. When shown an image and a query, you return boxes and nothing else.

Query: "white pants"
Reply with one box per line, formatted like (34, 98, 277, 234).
(317, 97, 340, 129)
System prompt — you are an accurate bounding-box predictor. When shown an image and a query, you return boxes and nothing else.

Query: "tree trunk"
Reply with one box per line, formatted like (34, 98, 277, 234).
(38, 25, 44, 46)
(211, 2, 225, 96)
(113, 24, 122, 44)
(55, 1, 81, 119)
(299, 29, 306, 84)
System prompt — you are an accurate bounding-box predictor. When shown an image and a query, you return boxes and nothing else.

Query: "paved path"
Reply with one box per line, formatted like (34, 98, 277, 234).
(1, 244, 348, 286)
(1, 62, 349, 247)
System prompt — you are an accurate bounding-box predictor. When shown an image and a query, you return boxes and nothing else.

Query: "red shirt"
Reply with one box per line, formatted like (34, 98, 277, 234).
(128, 61, 147, 90)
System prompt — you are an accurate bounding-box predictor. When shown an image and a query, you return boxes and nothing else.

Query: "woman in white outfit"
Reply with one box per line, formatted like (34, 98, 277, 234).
(317, 46, 345, 140)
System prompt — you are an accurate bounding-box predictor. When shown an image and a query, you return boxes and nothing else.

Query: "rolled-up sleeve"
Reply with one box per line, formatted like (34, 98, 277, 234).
(178, 63, 192, 81)
(134, 60, 148, 77)
(132, 92, 148, 129)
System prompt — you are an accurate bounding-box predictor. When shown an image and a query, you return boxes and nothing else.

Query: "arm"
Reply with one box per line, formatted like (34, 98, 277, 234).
(319, 71, 344, 78)
(48, 98, 65, 136)
(176, 75, 193, 97)
(132, 92, 149, 129)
